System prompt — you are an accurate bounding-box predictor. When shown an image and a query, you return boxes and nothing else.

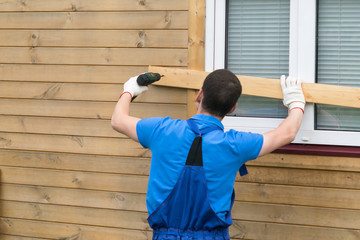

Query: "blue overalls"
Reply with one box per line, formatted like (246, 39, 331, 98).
(147, 119, 246, 239)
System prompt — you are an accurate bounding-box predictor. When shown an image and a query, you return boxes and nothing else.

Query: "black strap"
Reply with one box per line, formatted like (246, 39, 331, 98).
(185, 119, 248, 175)
(186, 119, 216, 166)
(185, 136, 203, 166)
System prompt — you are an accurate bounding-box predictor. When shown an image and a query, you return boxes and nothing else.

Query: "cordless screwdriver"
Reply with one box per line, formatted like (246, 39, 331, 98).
(137, 72, 163, 86)
(131, 72, 163, 101)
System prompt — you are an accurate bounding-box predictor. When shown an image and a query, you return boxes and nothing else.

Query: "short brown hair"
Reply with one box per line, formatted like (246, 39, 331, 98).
(201, 69, 242, 118)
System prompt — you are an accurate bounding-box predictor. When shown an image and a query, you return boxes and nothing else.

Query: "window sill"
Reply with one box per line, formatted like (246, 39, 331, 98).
(274, 143, 360, 158)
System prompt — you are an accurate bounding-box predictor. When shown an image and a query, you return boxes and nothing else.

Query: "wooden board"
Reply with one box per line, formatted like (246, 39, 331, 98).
(1, 199, 359, 230)
(0, 235, 50, 240)
(0, 99, 186, 120)
(0, 218, 152, 240)
(0, 0, 188, 11)
(0, 200, 150, 230)
(0, 81, 186, 103)
(0, 166, 148, 193)
(231, 201, 360, 229)
(0, 132, 149, 157)
(2, 217, 358, 240)
(0, 12, 188, 29)
(239, 166, 360, 189)
(0, 30, 188, 48)
(0, 64, 148, 83)
(0, 47, 187, 66)
(1, 182, 360, 213)
(0, 116, 126, 138)
(187, 0, 205, 117)
(2, 217, 359, 240)
(253, 153, 360, 172)
(230, 220, 360, 240)
(234, 182, 360, 210)
(0, 184, 147, 212)
(0, 150, 150, 175)
(149, 66, 360, 109)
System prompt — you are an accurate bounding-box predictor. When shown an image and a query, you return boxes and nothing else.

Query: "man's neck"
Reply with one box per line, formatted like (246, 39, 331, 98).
(196, 109, 223, 122)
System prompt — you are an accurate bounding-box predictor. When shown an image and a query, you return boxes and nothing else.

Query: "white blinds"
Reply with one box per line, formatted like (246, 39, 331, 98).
(316, 0, 360, 131)
(226, 0, 290, 118)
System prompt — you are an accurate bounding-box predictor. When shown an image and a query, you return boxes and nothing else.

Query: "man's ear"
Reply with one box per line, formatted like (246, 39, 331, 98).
(195, 88, 203, 110)
(228, 103, 238, 114)
(195, 88, 203, 103)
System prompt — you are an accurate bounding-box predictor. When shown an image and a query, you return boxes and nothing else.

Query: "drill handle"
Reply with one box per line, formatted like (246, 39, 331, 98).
(131, 72, 163, 101)
(137, 72, 162, 86)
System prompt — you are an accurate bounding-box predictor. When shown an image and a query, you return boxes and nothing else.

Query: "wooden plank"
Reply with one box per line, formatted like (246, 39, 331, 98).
(186, 90, 198, 117)
(0, 47, 188, 67)
(232, 202, 360, 229)
(239, 166, 360, 190)
(234, 182, 360, 210)
(2, 182, 360, 214)
(0, 132, 150, 157)
(0, 235, 48, 240)
(0, 150, 150, 175)
(0, 166, 148, 193)
(0, 99, 187, 120)
(0, 0, 188, 11)
(1, 199, 359, 231)
(0, 200, 150, 230)
(0, 116, 125, 138)
(0, 81, 186, 103)
(0, 12, 188, 29)
(253, 153, 360, 172)
(187, 0, 205, 69)
(0, 218, 152, 240)
(186, 0, 205, 117)
(0, 142, 357, 174)
(0, 30, 188, 48)
(0, 184, 147, 212)
(149, 66, 360, 109)
(1, 218, 358, 240)
(230, 220, 360, 240)
(0, 64, 148, 83)
(2, 151, 360, 209)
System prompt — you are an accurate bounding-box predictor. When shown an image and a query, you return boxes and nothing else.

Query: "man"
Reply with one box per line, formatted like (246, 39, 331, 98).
(111, 69, 305, 239)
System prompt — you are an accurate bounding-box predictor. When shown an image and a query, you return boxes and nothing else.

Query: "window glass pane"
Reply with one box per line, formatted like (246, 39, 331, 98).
(226, 0, 289, 118)
(316, 0, 360, 131)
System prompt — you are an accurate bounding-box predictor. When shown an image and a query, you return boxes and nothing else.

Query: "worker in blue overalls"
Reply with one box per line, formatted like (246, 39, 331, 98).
(111, 69, 305, 239)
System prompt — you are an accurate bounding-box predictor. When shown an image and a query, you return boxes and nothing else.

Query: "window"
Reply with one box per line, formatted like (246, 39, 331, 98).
(227, 0, 289, 119)
(206, 0, 360, 147)
(316, 0, 360, 131)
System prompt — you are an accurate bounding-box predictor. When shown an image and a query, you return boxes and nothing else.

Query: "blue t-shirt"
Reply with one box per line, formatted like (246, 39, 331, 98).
(136, 114, 263, 221)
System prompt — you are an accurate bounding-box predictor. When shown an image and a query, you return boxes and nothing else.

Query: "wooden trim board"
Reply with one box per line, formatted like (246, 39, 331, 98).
(149, 66, 360, 109)
(187, 0, 206, 118)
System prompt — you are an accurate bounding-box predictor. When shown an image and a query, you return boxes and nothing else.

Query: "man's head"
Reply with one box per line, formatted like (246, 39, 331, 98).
(198, 69, 242, 118)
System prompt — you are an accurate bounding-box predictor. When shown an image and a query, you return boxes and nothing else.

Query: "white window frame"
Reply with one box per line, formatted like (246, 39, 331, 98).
(205, 0, 360, 147)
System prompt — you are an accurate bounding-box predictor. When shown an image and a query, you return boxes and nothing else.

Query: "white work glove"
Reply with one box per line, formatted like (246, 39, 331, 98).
(281, 75, 305, 113)
(123, 75, 148, 98)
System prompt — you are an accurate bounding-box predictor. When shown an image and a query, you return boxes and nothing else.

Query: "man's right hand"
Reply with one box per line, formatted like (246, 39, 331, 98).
(281, 75, 305, 113)
(123, 75, 149, 98)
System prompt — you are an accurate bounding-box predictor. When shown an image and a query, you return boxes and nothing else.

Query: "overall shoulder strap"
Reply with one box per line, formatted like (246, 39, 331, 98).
(186, 119, 201, 136)
(186, 119, 222, 136)
(187, 119, 248, 175)
(185, 119, 202, 166)
(239, 164, 248, 176)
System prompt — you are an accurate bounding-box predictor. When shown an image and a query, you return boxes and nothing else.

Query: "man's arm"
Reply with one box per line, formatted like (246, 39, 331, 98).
(258, 108, 303, 156)
(111, 92, 140, 142)
(111, 75, 148, 142)
(258, 76, 305, 157)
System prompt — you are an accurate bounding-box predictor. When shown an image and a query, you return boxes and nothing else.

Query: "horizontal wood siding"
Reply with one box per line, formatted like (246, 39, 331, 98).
(1, 0, 359, 239)
(0, 1, 187, 239)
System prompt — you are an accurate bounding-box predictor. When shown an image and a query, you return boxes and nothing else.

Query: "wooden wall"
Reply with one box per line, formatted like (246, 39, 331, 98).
(0, 0, 360, 240)
(0, 0, 188, 239)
